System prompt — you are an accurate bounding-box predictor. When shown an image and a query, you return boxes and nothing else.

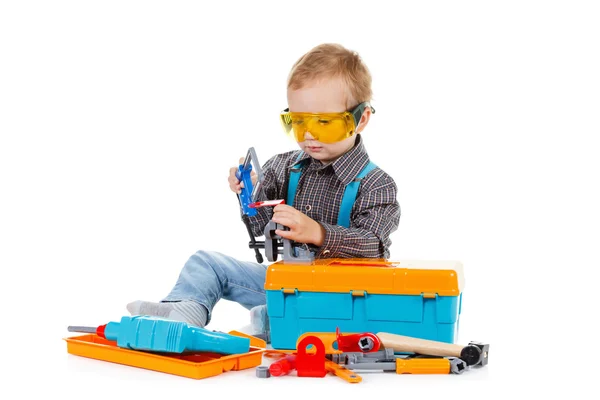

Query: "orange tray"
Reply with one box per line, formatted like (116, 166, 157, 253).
(64, 330, 266, 380)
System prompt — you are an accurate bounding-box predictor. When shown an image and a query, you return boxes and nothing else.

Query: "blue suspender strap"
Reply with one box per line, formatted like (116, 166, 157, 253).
(337, 161, 378, 228)
(286, 152, 305, 207)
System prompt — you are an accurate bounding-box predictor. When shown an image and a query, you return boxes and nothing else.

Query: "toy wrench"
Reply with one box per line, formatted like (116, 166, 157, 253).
(324, 360, 362, 383)
(336, 327, 381, 353)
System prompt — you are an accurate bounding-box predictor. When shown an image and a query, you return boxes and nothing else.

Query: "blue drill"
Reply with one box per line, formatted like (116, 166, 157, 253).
(68, 315, 251, 355)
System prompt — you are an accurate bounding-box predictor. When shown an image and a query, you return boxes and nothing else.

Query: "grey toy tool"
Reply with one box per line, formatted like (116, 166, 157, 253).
(328, 350, 468, 375)
(237, 147, 315, 264)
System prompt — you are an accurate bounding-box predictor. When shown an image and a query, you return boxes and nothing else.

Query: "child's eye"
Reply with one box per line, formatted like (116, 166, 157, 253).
(318, 119, 331, 125)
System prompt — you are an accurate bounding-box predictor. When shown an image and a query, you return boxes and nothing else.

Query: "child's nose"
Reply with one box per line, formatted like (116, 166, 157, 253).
(304, 131, 316, 141)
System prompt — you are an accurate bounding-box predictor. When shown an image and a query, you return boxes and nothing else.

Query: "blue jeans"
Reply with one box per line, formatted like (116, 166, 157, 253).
(161, 250, 268, 325)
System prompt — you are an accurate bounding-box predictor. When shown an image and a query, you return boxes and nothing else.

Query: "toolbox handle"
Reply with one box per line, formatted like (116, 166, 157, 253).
(329, 260, 397, 267)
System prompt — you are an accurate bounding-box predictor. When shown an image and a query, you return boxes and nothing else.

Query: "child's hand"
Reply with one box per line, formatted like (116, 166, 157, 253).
(272, 204, 325, 246)
(228, 157, 258, 194)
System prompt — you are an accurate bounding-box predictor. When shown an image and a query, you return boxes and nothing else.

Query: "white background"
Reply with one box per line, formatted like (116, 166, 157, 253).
(1, 0, 598, 398)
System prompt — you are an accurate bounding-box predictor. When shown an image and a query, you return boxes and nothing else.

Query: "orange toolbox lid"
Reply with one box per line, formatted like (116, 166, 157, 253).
(265, 259, 464, 296)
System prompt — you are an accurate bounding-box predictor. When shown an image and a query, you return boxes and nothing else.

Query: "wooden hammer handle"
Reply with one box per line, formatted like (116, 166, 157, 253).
(376, 332, 464, 357)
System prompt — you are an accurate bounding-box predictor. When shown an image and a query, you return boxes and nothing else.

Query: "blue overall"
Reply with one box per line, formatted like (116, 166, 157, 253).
(286, 153, 377, 228)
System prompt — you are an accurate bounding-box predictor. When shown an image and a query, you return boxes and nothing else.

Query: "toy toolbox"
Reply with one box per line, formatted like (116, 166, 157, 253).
(265, 259, 465, 350)
(64, 330, 266, 380)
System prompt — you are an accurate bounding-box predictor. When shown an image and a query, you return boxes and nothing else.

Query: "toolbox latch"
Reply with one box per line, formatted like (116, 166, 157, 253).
(351, 290, 367, 297)
(282, 288, 298, 295)
(421, 292, 438, 299)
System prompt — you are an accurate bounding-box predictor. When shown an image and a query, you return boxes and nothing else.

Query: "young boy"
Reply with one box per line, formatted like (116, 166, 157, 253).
(126, 43, 401, 338)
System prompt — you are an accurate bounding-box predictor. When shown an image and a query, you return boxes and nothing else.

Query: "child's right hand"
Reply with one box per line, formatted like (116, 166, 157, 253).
(228, 157, 257, 194)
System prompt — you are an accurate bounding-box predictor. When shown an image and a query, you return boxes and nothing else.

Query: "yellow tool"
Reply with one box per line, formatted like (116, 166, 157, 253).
(337, 351, 468, 375)
(324, 360, 362, 383)
(395, 358, 451, 374)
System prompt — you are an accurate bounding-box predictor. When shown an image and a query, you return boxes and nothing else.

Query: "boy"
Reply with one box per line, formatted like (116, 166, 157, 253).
(126, 43, 401, 338)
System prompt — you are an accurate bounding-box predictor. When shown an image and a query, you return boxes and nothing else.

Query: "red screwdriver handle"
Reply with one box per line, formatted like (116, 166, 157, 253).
(269, 355, 297, 376)
(96, 324, 107, 339)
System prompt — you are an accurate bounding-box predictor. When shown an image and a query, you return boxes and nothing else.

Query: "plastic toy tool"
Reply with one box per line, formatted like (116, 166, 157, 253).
(236, 147, 264, 218)
(249, 199, 285, 208)
(68, 315, 250, 355)
(336, 327, 381, 353)
(376, 332, 489, 367)
(235, 147, 266, 263)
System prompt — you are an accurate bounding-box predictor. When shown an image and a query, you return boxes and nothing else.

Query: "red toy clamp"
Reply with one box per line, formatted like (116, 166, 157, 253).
(336, 327, 381, 353)
(295, 336, 327, 377)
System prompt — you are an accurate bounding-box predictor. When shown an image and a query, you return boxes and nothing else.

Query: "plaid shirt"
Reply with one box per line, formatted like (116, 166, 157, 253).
(248, 135, 400, 259)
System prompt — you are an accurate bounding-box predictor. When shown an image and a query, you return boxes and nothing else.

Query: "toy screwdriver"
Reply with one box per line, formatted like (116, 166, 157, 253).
(345, 357, 465, 374)
(68, 315, 250, 355)
(269, 354, 296, 376)
(338, 352, 467, 375)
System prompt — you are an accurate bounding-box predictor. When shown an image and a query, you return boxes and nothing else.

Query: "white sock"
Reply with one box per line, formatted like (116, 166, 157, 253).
(126, 300, 208, 328)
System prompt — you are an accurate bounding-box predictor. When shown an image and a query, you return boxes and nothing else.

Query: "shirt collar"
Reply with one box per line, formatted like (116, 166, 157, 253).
(288, 134, 370, 186)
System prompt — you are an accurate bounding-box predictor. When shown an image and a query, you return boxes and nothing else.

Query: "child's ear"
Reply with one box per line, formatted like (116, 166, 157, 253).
(356, 107, 372, 134)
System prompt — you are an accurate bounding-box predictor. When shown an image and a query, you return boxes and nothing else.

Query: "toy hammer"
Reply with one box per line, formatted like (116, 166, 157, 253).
(376, 332, 489, 367)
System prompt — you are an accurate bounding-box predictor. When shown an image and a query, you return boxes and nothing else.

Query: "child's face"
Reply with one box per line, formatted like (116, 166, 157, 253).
(287, 77, 370, 163)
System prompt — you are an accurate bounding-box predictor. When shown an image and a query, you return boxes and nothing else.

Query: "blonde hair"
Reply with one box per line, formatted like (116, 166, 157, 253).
(287, 43, 372, 108)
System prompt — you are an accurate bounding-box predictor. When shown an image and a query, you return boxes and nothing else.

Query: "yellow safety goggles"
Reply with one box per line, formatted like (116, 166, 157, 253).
(279, 102, 374, 144)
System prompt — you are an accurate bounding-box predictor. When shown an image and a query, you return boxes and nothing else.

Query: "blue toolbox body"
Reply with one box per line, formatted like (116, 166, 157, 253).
(265, 259, 465, 350)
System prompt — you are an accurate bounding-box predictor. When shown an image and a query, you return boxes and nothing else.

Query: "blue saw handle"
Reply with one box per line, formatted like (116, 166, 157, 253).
(236, 163, 257, 217)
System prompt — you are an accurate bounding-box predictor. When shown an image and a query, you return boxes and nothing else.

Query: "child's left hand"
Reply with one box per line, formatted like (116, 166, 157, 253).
(272, 204, 325, 246)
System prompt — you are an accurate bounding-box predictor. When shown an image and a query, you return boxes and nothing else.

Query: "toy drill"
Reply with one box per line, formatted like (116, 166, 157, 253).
(68, 315, 250, 355)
